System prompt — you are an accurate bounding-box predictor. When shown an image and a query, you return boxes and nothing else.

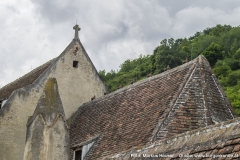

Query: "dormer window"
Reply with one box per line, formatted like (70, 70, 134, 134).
(75, 149, 82, 160)
(73, 61, 79, 68)
(74, 141, 94, 160)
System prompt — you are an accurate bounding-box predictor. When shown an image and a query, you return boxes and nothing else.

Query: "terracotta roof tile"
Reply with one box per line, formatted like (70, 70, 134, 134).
(70, 61, 193, 159)
(0, 59, 54, 100)
(154, 56, 235, 141)
(107, 118, 240, 159)
(70, 55, 235, 159)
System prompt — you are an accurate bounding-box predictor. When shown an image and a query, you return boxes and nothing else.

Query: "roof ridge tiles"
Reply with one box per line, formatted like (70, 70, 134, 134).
(151, 60, 197, 142)
(0, 38, 76, 100)
(68, 58, 198, 123)
(104, 117, 240, 159)
(69, 56, 205, 125)
(0, 58, 55, 100)
(70, 55, 236, 159)
(76, 57, 198, 106)
(198, 55, 213, 126)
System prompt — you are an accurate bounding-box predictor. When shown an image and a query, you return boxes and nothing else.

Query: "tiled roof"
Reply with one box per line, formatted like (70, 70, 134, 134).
(69, 55, 235, 159)
(0, 59, 55, 100)
(154, 56, 235, 141)
(106, 117, 240, 160)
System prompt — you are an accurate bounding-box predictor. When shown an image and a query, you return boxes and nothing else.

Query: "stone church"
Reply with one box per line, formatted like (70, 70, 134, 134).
(0, 25, 240, 160)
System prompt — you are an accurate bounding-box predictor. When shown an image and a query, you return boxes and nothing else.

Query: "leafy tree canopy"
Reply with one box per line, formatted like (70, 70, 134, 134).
(99, 24, 240, 116)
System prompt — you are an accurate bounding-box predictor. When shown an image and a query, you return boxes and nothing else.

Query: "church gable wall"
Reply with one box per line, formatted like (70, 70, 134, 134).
(49, 38, 106, 119)
(0, 27, 106, 160)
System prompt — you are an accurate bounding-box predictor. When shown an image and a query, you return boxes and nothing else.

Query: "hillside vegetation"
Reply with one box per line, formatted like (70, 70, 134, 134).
(99, 24, 240, 116)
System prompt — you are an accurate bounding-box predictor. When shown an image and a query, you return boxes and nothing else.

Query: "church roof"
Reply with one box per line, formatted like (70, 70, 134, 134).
(69, 55, 235, 159)
(0, 59, 55, 100)
(105, 117, 240, 159)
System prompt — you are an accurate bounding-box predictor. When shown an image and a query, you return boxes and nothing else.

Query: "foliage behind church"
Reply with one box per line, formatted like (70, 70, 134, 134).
(99, 24, 240, 116)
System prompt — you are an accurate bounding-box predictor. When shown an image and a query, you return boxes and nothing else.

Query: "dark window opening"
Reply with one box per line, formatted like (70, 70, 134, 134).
(73, 141, 95, 160)
(0, 100, 2, 109)
(75, 149, 82, 160)
(73, 61, 79, 68)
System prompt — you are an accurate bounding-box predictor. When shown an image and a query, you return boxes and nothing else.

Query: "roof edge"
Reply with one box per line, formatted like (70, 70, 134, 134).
(198, 55, 214, 125)
(104, 117, 240, 159)
(0, 40, 75, 114)
(68, 56, 200, 124)
(151, 59, 197, 142)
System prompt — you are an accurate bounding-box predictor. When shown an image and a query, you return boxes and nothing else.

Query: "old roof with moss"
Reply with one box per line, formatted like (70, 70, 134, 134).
(69, 55, 235, 159)
(0, 59, 55, 100)
(105, 117, 240, 160)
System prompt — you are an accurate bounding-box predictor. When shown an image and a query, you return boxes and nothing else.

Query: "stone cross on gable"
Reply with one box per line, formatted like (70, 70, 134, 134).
(73, 24, 81, 39)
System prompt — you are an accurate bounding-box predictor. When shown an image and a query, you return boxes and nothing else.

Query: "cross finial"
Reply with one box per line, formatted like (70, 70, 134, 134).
(73, 24, 80, 39)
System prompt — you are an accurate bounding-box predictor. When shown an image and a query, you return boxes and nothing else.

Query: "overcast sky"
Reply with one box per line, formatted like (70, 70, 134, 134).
(1, 0, 240, 87)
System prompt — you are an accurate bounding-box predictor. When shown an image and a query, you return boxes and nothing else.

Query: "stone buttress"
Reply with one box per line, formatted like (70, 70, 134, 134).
(23, 78, 69, 160)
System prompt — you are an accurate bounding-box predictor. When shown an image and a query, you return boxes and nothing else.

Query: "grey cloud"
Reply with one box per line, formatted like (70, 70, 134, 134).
(31, 0, 78, 24)
(1, 0, 240, 86)
(156, 0, 240, 16)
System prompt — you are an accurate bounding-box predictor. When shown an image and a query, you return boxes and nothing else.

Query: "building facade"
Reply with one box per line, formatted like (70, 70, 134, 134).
(0, 25, 106, 160)
(0, 25, 238, 160)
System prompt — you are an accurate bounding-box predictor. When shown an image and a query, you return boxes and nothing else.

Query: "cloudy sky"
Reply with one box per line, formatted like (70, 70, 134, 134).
(1, 0, 240, 87)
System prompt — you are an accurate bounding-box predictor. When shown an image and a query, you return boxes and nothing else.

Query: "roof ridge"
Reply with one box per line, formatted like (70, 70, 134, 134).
(198, 55, 214, 125)
(211, 74, 236, 117)
(151, 60, 197, 142)
(94, 57, 198, 101)
(0, 58, 55, 91)
(0, 38, 76, 101)
(69, 56, 199, 124)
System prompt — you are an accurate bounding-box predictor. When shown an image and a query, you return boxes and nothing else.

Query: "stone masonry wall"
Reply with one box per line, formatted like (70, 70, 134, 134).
(23, 78, 69, 160)
(0, 38, 106, 160)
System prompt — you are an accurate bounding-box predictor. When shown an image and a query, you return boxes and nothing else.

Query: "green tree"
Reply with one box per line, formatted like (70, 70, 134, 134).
(225, 58, 240, 71)
(213, 61, 231, 78)
(226, 70, 240, 86)
(225, 82, 240, 116)
(99, 70, 106, 81)
(233, 48, 240, 59)
(98, 24, 240, 116)
(202, 42, 223, 66)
